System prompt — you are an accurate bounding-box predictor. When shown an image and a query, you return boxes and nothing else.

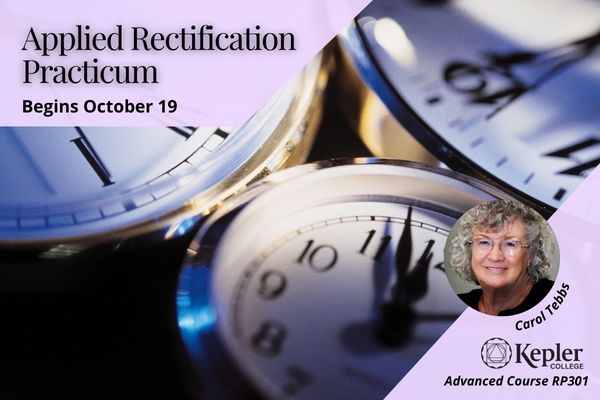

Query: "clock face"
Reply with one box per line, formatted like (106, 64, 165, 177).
(0, 126, 232, 239)
(349, 0, 600, 210)
(0, 56, 323, 242)
(180, 160, 510, 399)
(215, 202, 463, 399)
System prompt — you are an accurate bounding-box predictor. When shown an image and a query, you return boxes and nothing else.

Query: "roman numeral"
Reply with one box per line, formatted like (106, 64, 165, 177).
(545, 138, 600, 176)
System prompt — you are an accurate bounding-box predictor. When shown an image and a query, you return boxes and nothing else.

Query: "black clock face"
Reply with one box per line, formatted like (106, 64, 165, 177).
(350, 0, 600, 210)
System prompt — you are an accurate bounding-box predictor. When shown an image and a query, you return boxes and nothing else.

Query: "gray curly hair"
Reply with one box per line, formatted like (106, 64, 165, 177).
(449, 200, 555, 285)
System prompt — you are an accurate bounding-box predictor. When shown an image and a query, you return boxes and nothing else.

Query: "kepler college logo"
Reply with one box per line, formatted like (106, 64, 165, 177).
(481, 338, 512, 369)
(481, 338, 584, 369)
(445, 338, 588, 387)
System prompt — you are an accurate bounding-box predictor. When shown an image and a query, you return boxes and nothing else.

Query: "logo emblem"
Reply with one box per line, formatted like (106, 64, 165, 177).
(481, 337, 512, 369)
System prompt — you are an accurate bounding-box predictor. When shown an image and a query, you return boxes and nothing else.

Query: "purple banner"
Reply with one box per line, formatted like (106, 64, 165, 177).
(0, 0, 370, 126)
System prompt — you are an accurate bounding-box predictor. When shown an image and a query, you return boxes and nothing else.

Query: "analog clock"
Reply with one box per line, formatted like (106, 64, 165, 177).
(0, 53, 328, 293)
(177, 158, 512, 399)
(338, 0, 600, 215)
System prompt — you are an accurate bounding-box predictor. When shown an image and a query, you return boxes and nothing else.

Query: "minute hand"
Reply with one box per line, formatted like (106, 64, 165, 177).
(376, 207, 435, 347)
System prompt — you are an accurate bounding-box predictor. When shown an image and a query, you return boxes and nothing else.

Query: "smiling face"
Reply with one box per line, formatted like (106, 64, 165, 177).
(470, 219, 531, 292)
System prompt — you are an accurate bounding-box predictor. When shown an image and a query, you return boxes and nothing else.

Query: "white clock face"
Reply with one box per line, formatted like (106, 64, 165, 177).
(0, 56, 323, 242)
(353, 0, 600, 209)
(214, 202, 463, 399)
(189, 161, 508, 399)
(0, 126, 232, 238)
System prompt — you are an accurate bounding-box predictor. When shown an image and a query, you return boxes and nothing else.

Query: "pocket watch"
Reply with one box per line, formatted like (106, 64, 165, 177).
(177, 158, 513, 400)
(0, 52, 328, 294)
(337, 0, 600, 215)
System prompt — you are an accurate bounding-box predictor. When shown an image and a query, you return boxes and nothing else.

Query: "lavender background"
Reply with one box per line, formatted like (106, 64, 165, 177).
(385, 167, 600, 399)
(0, 0, 371, 126)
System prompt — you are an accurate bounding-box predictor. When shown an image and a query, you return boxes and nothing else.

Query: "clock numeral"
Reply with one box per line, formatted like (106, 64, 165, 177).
(556, 158, 600, 177)
(359, 229, 392, 261)
(443, 61, 525, 120)
(443, 63, 486, 94)
(297, 240, 338, 272)
(545, 138, 600, 177)
(282, 366, 313, 396)
(257, 270, 287, 300)
(251, 320, 287, 357)
(71, 129, 114, 187)
(443, 28, 600, 120)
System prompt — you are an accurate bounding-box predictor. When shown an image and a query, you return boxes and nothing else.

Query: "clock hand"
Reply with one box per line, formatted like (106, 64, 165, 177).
(404, 239, 434, 301)
(71, 127, 114, 186)
(392, 207, 413, 304)
(484, 26, 600, 120)
(375, 208, 447, 347)
(375, 207, 418, 347)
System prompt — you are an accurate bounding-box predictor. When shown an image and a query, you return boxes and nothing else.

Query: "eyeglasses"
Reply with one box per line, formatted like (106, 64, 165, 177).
(468, 238, 529, 257)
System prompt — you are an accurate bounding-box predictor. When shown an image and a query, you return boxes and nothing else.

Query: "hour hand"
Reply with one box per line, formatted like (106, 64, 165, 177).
(71, 127, 114, 186)
(375, 207, 416, 347)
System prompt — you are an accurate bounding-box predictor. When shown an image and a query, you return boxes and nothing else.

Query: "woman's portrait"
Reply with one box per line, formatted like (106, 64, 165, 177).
(446, 200, 559, 316)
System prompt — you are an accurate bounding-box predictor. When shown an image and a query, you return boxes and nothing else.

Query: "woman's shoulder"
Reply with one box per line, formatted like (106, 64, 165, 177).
(529, 278, 555, 301)
(501, 278, 555, 316)
(458, 288, 482, 309)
